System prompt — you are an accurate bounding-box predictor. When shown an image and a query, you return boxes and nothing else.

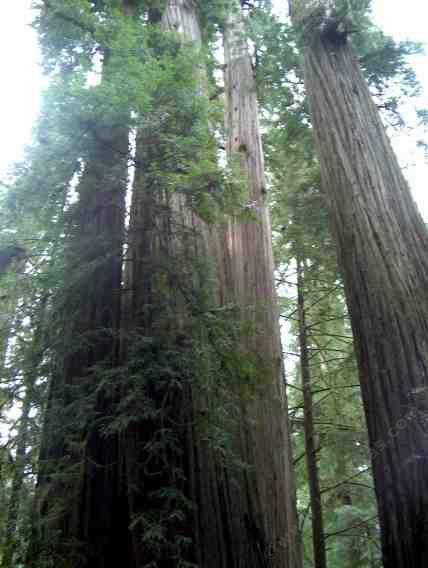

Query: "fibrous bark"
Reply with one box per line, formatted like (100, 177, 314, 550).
(222, 3, 302, 566)
(34, 126, 130, 568)
(295, 9, 428, 567)
(33, 1, 303, 565)
(122, 3, 211, 565)
(32, 6, 132, 566)
(123, 1, 302, 566)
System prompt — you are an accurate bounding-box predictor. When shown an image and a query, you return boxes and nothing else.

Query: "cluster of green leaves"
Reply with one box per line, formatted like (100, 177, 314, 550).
(290, 0, 371, 41)
(39, 302, 260, 566)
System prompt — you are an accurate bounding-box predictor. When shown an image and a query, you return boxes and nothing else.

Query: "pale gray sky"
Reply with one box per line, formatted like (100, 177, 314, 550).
(0, 1, 427, 216)
(372, 1, 428, 217)
(0, 1, 44, 180)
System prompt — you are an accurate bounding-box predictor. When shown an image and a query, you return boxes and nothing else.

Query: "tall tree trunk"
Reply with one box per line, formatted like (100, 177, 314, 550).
(296, 260, 327, 568)
(222, 3, 302, 566)
(123, 1, 302, 566)
(122, 3, 212, 565)
(123, 1, 251, 565)
(35, 121, 130, 568)
(293, 6, 428, 566)
(32, 6, 133, 567)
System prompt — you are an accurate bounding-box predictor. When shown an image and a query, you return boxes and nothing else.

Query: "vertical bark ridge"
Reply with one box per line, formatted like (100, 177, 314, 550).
(123, 2, 228, 565)
(123, 2, 302, 566)
(32, 5, 134, 566)
(302, 28, 428, 568)
(35, 123, 131, 568)
(222, 3, 302, 566)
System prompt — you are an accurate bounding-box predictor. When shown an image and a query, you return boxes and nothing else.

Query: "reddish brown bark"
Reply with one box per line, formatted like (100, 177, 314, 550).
(299, 18, 428, 568)
(123, 2, 302, 566)
(222, 3, 302, 566)
(34, 2, 303, 566)
(32, 5, 133, 567)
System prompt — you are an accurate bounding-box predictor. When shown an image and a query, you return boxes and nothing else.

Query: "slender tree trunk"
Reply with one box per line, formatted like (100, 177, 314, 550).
(222, 3, 302, 566)
(2, 390, 31, 568)
(293, 8, 428, 566)
(296, 260, 327, 568)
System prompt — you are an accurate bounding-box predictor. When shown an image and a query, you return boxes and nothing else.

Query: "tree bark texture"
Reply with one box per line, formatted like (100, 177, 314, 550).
(300, 23, 428, 568)
(122, 4, 213, 566)
(32, 6, 133, 565)
(122, 1, 302, 566)
(296, 260, 327, 568)
(33, 1, 303, 565)
(123, 0, 241, 568)
(222, 4, 302, 566)
(35, 125, 130, 568)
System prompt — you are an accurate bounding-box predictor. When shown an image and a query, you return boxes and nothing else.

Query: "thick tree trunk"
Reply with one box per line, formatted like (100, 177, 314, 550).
(298, 17, 428, 568)
(123, 2, 302, 566)
(32, 6, 133, 566)
(34, 126, 130, 568)
(122, 4, 211, 566)
(296, 260, 327, 568)
(123, 2, 254, 565)
(222, 4, 302, 566)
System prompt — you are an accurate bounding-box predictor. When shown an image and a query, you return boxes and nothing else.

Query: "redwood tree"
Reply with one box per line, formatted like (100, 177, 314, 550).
(122, 1, 301, 566)
(27, 0, 302, 567)
(222, 2, 302, 565)
(291, 2, 428, 566)
(31, 2, 134, 566)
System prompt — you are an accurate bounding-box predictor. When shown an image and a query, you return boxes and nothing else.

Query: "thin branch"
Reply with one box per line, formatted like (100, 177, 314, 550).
(321, 468, 371, 495)
(312, 384, 360, 395)
(325, 515, 378, 540)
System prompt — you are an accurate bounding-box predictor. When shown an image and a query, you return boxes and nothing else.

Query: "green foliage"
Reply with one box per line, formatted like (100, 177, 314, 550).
(199, 0, 233, 38)
(291, 0, 371, 43)
(0, 0, 424, 565)
(416, 109, 428, 159)
(271, 167, 382, 566)
(4, 11, 260, 560)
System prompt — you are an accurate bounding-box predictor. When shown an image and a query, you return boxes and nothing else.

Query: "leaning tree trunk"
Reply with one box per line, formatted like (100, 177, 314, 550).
(293, 6, 428, 567)
(296, 260, 327, 568)
(222, 3, 302, 566)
